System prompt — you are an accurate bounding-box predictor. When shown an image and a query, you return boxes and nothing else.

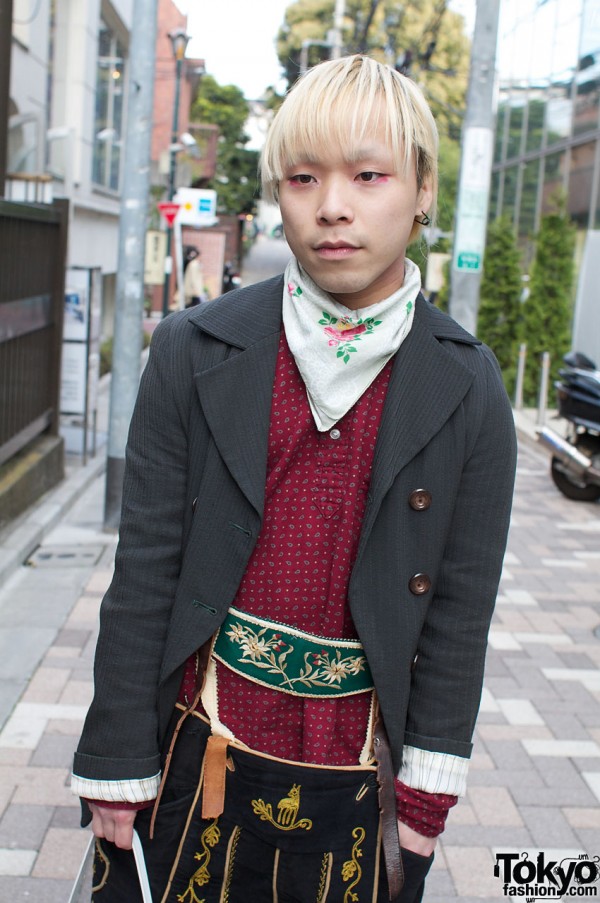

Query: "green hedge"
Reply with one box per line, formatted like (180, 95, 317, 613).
(100, 332, 152, 377)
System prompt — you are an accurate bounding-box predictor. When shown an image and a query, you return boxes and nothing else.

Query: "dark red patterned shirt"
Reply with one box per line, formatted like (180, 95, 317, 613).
(178, 329, 456, 835)
(210, 329, 391, 764)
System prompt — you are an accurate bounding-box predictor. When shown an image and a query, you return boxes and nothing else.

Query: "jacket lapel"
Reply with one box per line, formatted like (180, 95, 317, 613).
(191, 283, 479, 531)
(191, 277, 284, 517)
(361, 297, 479, 541)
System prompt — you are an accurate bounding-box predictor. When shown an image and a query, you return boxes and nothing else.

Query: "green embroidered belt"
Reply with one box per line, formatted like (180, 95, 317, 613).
(213, 607, 374, 698)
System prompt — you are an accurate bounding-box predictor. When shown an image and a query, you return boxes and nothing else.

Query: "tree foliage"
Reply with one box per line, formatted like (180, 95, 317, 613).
(477, 216, 523, 398)
(192, 75, 249, 143)
(275, 0, 471, 139)
(191, 75, 260, 215)
(521, 195, 575, 406)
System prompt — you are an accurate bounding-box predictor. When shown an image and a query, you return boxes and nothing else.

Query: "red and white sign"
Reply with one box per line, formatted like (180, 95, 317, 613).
(157, 202, 180, 227)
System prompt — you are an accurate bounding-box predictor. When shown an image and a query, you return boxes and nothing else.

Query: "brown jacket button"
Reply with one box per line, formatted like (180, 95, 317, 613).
(409, 573, 431, 595)
(408, 489, 432, 511)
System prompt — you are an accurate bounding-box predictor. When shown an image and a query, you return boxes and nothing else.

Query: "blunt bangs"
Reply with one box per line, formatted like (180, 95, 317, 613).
(260, 55, 439, 217)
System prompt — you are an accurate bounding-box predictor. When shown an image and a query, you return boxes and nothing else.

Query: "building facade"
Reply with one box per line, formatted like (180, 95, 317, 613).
(8, 0, 201, 337)
(491, 0, 600, 362)
(492, 0, 600, 258)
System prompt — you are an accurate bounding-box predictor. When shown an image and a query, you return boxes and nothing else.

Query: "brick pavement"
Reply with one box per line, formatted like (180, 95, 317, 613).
(0, 436, 598, 901)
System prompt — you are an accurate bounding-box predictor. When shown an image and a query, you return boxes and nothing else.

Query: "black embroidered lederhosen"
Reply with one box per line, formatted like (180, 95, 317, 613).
(92, 613, 434, 902)
(91, 710, 433, 903)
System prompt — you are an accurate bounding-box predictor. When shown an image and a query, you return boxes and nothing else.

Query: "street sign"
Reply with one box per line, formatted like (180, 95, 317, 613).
(144, 230, 167, 285)
(456, 252, 481, 271)
(452, 126, 493, 274)
(174, 188, 218, 227)
(157, 202, 180, 227)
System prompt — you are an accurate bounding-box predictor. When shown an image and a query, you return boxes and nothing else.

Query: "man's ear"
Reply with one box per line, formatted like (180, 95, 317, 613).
(415, 178, 434, 217)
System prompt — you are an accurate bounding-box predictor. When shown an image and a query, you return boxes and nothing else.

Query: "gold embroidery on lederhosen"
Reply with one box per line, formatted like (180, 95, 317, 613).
(251, 783, 313, 832)
(341, 827, 366, 902)
(220, 826, 241, 903)
(317, 851, 333, 902)
(92, 839, 110, 893)
(177, 818, 220, 903)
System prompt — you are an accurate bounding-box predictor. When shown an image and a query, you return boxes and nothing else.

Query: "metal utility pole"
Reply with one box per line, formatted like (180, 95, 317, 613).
(0, 0, 14, 196)
(330, 0, 346, 59)
(448, 0, 501, 336)
(301, 0, 345, 75)
(103, 0, 159, 529)
(161, 29, 189, 318)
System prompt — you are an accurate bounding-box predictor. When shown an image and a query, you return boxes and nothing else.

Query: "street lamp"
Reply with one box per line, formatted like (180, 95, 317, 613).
(162, 27, 190, 318)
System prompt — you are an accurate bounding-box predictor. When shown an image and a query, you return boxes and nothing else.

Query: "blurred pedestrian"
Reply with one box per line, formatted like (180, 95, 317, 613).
(183, 245, 207, 307)
(73, 55, 516, 902)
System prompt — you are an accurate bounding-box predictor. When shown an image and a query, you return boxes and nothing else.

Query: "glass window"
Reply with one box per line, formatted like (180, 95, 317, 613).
(567, 142, 596, 227)
(496, 8, 517, 83)
(502, 165, 519, 223)
(549, 9, 580, 82)
(528, 1, 557, 86)
(489, 170, 501, 221)
(574, 3, 600, 136)
(506, 100, 526, 159)
(495, 100, 510, 164)
(541, 150, 566, 212)
(525, 95, 546, 152)
(519, 159, 540, 238)
(574, 60, 600, 136)
(545, 84, 573, 145)
(92, 20, 126, 191)
(580, 0, 600, 60)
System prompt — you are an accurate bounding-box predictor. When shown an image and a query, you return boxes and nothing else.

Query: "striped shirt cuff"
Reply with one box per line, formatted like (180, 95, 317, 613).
(71, 772, 161, 804)
(398, 745, 469, 796)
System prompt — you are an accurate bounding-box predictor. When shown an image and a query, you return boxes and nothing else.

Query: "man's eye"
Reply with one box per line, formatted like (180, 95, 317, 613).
(357, 171, 383, 182)
(289, 174, 314, 184)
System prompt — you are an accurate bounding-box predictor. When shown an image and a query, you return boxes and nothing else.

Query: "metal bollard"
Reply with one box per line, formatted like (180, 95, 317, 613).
(537, 351, 550, 426)
(514, 343, 526, 410)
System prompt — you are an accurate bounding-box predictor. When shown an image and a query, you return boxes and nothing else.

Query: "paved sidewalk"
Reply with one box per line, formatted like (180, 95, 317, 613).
(0, 408, 598, 900)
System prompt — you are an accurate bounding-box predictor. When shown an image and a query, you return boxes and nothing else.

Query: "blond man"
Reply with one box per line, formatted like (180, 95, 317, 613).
(73, 56, 516, 902)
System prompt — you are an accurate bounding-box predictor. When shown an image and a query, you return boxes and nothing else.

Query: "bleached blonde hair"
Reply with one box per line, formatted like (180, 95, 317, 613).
(260, 55, 439, 240)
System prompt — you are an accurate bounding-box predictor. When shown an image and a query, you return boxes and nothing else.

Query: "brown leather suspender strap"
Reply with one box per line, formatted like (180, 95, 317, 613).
(374, 717, 404, 901)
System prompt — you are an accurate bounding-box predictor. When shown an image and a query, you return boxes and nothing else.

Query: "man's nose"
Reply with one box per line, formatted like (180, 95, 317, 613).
(316, 180, 353, 223)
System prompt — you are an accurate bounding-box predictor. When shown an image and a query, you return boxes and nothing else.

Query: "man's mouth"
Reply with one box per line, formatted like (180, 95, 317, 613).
(314, 241, 360, 258)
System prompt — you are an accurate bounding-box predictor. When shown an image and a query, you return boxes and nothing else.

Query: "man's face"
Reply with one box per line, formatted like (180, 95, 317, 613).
(278, 124, 432, 310)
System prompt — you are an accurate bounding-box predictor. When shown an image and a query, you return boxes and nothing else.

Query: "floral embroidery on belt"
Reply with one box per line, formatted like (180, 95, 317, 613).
(213, 607, 373, 698)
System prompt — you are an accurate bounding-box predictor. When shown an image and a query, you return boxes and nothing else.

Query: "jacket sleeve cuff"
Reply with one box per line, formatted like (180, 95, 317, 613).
(71, 772, 161, 804)
(398, 744, 469, 796)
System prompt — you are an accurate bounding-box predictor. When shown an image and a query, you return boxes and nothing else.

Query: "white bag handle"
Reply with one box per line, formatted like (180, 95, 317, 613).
(132, 829, 154, 903)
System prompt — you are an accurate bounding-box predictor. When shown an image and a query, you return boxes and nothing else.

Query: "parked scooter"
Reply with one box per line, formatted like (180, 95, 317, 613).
(537, 351, 600, 502)
(222, 262, 242, 294)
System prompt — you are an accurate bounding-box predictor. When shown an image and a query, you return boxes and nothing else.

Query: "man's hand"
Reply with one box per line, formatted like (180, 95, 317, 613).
(398, 820, 437, 857)
(89, 803, 137, 850)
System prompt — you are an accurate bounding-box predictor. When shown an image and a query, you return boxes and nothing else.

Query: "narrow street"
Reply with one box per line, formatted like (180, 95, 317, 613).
(241, 233, 292, 285)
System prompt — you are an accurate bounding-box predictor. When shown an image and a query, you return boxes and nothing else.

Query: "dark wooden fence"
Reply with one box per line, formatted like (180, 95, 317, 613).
(0, 198, 68, 467)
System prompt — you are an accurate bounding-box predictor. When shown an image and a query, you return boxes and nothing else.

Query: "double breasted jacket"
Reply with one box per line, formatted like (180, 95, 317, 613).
(74, 276, 516, 788)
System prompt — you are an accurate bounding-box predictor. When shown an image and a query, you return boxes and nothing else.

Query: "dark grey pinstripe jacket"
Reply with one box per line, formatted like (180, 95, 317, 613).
(74, 276, 516, 787)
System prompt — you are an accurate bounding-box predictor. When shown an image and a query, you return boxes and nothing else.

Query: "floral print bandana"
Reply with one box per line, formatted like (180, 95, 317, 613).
(282, 257, 421, 430)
